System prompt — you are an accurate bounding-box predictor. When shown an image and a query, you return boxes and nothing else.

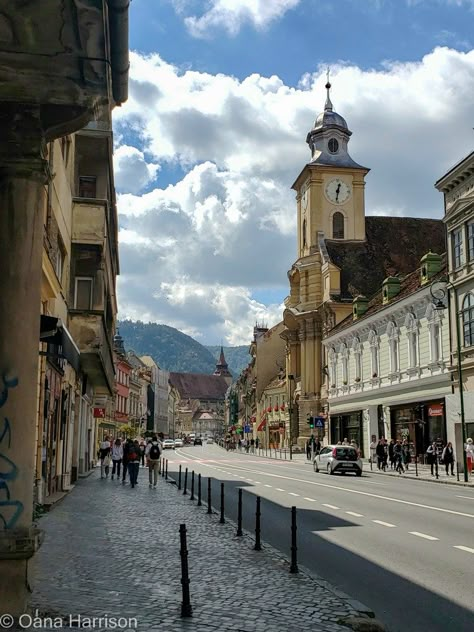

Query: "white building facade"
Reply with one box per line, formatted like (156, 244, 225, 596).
(323, 255, 453, 459)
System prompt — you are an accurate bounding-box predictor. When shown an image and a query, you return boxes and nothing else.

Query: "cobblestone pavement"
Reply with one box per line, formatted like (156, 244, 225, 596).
(27, 465, 375, 632)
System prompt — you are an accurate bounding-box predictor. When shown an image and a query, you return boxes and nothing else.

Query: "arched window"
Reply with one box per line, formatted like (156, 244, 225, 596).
(387, 321, 399, 374)
(332, 212, 344, 239)
(404, 313, 418, 368)
(368, 329, 379, 378)
(462, 293, 474, 347)
(328, 347, 337, 388)
(352, 337, 362, 382)
(425, 303, 443, 362)
(302, 218, 307, 248)
(340, 343, 349, 384)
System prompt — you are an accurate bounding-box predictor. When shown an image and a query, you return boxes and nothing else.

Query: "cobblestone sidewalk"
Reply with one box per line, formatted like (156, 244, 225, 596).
(27, 465, 378, 632)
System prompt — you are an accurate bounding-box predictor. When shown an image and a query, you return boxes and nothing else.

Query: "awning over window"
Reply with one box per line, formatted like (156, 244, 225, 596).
(40, 315, 81, 372)
(257, 418, 266, 432)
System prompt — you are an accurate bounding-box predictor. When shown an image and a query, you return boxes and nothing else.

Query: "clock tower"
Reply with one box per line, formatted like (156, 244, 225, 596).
(282, 76, 369, 447)
(295, 76, 369, 259)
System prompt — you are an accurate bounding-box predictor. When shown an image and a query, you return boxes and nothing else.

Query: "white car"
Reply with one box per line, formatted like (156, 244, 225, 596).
(206, 437, 214, 444)
(162, 439, 175, 450)
(313, 445, 363, 476)
(174, 438, 184, 448)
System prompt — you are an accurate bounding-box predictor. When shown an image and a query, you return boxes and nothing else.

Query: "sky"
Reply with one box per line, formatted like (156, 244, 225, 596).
(114, 0, 474, 346)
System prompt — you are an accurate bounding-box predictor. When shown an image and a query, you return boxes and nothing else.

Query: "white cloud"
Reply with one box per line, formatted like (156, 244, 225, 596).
(172, 0, 301, 37)
(115, 46, 474, 343)
(113, 145, 160, 194)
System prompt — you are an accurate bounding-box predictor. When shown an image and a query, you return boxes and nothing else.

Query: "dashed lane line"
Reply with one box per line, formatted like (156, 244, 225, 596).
(304, 497, 317, 502)
(289, 492, 300, 497)
(453, 545, 474, 554)
(456, 495, 474, 500)
(346, 511, 364, 517)
(409, 532, 439, 541)
(264, 484, 272, 488)
(322, 503, 339, 510)
(276, 488, 285, 492)
(372, 520, 396, 528)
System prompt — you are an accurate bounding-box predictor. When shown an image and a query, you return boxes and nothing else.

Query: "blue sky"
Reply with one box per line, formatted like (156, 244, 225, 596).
(114, 0, 474, 344)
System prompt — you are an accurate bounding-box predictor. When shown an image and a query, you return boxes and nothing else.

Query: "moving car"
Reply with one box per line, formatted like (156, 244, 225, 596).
(162, 439, 175, 450)
(194, 437, 203, 446)
(313, 445, 362, 476)
(206, 437, 214, 444)
(174, 438, 184, 448)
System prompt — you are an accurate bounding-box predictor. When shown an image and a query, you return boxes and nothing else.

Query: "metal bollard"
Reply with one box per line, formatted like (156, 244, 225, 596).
(254, 496, 262, 551)
(415, 455, 418, 477)
(435, 459, 439, 480)
(285, 449, 287, 460)
(457, 461, 460, 482)
(220, 482, 225, 524)
(178, 464, 182, 490)
(197, 473, 202, 506)
(183, 467, 188, 495)
(161, 459, 165, 477)
(207, 477, 212, 514)
(190, 471, 195, 500)
(370, 458, 373, 471)
(165, 459, 168, 480)
(179, 524, 193, 618)
(236, 488, 243, 536)
(290, 506, 298, 574)
(280, 449, 282, 459)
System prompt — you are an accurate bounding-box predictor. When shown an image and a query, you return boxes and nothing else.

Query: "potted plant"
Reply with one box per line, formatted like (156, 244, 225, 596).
(372, 372, 378, 378)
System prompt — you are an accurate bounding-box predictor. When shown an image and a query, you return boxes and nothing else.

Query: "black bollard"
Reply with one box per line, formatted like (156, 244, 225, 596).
(207, 477, 212, 514)
(254, 496, 262, 551)
(178, 464, 182, 490)
(370, 457, 373, 471)
(290, 506, 298, 574)
(183, 467, 188, 495)
(220, 482, 225, 524)
(190, 471, 195, 500)
(165, 459, 168, 480)
(415, 455, 418, 477)
(457, 461, 460, 482)
(161, 458, 164, 477)
(197, 473, 202, 506)
(236, 488, 243, 536)
(435, 458, 439, 480)
(284, 449, 287, 460)
(179, 524, 193, 618)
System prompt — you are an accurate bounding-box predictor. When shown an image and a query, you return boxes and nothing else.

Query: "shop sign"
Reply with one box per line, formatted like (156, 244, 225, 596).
(428, 403, 443, 417)
(93, 407, 105, 418)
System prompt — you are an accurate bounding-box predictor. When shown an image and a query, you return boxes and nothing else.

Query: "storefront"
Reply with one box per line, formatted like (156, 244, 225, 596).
(330, 411, 363, 456)
(390, 399, 446, 457)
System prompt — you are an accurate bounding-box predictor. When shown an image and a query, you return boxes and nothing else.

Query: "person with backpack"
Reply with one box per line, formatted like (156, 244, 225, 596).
(111, 438, 123, 480)
(146, 436, 162, 488)
(127, 439, 141, 488)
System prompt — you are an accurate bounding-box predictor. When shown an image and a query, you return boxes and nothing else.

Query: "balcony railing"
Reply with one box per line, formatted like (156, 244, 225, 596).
(72, 198, 107, 246)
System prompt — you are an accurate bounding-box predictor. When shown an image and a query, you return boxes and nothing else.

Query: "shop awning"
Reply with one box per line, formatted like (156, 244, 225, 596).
(257, 418, 266, 432)
(40, 315, 81, 372)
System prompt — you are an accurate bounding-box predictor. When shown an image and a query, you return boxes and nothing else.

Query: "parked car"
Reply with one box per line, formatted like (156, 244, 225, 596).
(194, 437, 203, 446)
(162, 439, 175, 450)
(313, 445, 362, 476)
(206, 437, 214, 444)
(174, 438, 184, 448)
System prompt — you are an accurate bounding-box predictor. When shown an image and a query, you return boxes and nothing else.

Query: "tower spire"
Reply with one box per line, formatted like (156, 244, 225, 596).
(325, 67, 333, 112)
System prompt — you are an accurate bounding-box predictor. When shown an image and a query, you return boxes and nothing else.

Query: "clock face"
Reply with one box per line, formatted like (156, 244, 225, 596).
(325, 178, 351, 205)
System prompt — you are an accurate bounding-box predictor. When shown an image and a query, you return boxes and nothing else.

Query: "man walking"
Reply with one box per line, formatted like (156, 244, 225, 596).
(127, 440, 141, 488)
(146, 435, 162, 488)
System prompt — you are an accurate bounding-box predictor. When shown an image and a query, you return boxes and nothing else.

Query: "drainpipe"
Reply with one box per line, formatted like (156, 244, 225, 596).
(107, 0, 130, 105)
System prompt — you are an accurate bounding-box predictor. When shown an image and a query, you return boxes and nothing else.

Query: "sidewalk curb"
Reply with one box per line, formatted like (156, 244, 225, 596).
(363, 464, 474, 487)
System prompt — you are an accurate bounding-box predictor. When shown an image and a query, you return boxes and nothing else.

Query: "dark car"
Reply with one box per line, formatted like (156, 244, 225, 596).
(194, 437, 203, 446)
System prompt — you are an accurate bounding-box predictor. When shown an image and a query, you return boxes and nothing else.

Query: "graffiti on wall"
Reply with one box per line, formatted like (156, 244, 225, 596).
(0, 372, 24, 529)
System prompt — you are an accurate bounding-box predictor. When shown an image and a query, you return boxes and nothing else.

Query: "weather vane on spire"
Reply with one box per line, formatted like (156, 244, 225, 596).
(324, 66, 333, 111)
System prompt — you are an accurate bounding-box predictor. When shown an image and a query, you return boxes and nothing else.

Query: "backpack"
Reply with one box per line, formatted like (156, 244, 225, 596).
(149, 444, 161, 460)
(128, 447, 138, 461)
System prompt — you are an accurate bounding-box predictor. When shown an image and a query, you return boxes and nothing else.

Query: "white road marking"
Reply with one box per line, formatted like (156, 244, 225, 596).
(254, 481, 261, 484)
(276, 488, 285, 492)
(246, 479, 253, 482)
(322, 503, 339, 510)
(409, 531, 439, 541)
(456, 495, 474, 500)
(373, 520, 396, 528)
(264, 484, 272, 488)
(289, 492, 300, 497)
(453, 545, 474, 554)
(346, 511, 364, 517)
(304, 497, 316, 502)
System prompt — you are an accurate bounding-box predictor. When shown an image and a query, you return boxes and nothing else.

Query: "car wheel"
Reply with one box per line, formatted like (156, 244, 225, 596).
(313, 461, 319, 473)
(327, 464, 333, 475)
(356, 471, 362, 477)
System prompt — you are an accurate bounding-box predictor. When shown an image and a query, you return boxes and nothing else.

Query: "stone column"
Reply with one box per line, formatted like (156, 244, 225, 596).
(0, 105, 48, 616)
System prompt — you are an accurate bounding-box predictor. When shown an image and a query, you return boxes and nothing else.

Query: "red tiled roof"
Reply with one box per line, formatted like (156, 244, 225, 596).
(169, 372, 229, 400)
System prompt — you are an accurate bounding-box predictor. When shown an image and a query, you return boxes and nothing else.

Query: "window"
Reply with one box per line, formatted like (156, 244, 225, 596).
(302, 218, 307, 248)
(426, 303, 443, 363)
(387, 321, 399, 374)
(328, 347, 337, 388)
(340, 343, 349, 384)
(352, 337, 362, 382)
(333, 212, 344, 239)
(468, 222, 474, 262)
(74, 277, 93, 310)
(55, 238, 65, 285)
(78, 176, 97, 198)
(368, 330, 379, 377)
(462, 293, 474, 347)
(328, 138, 339, 154)
(60, 136, 70, 166)
(452, 227, 464, 268)
(405, 313, 418, 368)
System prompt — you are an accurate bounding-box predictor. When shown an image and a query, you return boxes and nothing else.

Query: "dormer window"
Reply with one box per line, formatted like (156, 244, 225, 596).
(328, 137, 339, 154)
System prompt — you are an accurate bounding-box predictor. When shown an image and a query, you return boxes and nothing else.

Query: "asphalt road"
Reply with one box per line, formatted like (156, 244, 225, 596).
(165, 444, 474, 632)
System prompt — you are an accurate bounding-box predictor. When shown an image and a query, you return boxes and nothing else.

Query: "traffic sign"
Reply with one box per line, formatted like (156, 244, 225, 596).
(314, 417, 325, 429)
(244, 425, 251, 433)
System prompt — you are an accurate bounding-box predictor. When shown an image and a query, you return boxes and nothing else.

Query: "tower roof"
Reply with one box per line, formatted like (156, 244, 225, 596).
(213, 345, 232, 378)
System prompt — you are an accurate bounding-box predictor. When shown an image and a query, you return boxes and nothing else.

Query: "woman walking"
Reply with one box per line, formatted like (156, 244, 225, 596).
(465, 438, 474, 476)
(441, 442, 455, 476)
(426, 441, 438, 476)
(111, 438, 123, 480)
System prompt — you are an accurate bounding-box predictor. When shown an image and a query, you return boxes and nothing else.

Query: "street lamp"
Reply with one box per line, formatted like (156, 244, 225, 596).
(430, 280, 468, 482)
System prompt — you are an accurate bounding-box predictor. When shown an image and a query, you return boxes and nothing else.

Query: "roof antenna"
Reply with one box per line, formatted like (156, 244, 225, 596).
(325, 67, 333, 112)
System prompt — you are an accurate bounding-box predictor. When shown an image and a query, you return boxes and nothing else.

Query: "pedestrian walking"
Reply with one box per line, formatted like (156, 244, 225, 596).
(426, 441, 438, 476)
(376, 439, 386, 471)
(441, 442, 455, 476)
(369, 435, 377, 466)
(465, 438, 474, 476)
(122, 438, 131, 484)
(388, 439, 395, 470)
(250, 438, 255, 454)
(394, 440, 404, 474)
(306, 439, 311, 460)
(111, 438, 123, 480)
(99, 436, 111, 479)
(128, 440, 141, 488)
(255, 437, 259, 450)
(238, 438, 242, 451)
(402, 440, 411, 471)
(139, 440, 146, 467)
(145, 435, 161, 488)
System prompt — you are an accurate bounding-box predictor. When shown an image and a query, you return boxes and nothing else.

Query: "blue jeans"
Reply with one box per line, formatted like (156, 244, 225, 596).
(128, 462, 140, 486)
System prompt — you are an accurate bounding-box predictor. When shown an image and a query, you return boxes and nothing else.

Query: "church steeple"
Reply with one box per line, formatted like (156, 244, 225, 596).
(213, 345, 232, 383)
(324, 68, 333, 112)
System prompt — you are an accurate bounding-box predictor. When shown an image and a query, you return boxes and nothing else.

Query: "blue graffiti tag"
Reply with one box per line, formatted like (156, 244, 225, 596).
(0, 375, 24, 529)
